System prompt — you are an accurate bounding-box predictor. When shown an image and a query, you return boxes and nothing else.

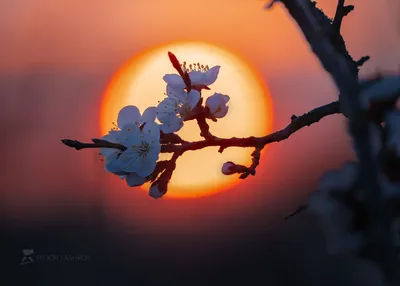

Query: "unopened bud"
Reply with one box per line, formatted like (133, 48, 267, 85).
(222, 161, 236, 175)
(149, 181, 167, 199)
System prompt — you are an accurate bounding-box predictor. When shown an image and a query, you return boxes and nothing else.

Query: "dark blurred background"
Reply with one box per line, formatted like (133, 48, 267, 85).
(1, 0, 399, 285)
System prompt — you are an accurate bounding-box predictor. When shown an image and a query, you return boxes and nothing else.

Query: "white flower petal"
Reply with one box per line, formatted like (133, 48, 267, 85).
(104, 153, 123, 173)
(205, 95, 220, 114)
(136, 156, 158, 177)
(118, 123, 142, 147)
(202, 66, 220, 86)
(157, 98, 178, 121)
(187, 90, 201, 110)
(125, 172, 147, 187)
(117, 106, 141, 127)
(167, 84, 187, 101)
(142, 121, 161, 142)
(188, 71, 206, 86)
(214, 106, 229, 118)
(220, 94, 230, 104)
(160, 116, 183, 133)
(100, 133, 119, 157)
(140, 107, 157, 124)
(118, 151, 141, 173)
(206, 93, 230, 118)
(163, 74, 185, 88)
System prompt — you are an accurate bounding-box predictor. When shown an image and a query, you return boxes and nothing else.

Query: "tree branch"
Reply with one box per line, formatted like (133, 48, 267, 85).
(61, 138, 127, 151)
(332, 0, 354, 33)
(279, 0, 399, 282)
(62, 100, 340, 155)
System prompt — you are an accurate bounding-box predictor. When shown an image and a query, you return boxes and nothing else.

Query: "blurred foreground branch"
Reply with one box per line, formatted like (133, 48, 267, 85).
(277, 0, 400, 283)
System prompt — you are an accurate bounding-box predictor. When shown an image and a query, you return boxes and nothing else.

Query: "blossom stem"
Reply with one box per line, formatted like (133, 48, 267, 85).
(162, 100, 340, 153)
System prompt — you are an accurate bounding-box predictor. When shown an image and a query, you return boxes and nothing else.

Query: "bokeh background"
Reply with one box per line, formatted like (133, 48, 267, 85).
(1, 0, 399, 285)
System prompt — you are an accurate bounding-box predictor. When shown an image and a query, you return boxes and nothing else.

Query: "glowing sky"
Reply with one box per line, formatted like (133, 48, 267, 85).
(0, 0, 398, 229)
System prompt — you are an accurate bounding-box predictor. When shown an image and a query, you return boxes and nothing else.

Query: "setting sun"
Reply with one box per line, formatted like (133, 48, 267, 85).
(100, 41, 273, 198)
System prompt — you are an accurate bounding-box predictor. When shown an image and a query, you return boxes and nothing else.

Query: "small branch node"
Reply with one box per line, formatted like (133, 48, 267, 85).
(356, 56, 370, 67)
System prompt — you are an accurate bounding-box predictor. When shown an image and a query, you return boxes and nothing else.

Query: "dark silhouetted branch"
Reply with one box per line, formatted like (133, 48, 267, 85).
(61, 139, 127, 151)
(161, 100, 340, 153)
(279, 0, 400, 283)
(62, 100, 341, 156)
(285, 204, 308, 220)
(356, 56, 370, 67)
(332, 0, 354, 33)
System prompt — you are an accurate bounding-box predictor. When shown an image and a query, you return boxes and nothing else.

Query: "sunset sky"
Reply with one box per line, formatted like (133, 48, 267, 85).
(1, 1, 399, 285)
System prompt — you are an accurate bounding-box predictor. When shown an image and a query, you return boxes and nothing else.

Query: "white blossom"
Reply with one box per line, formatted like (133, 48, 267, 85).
(163, 65, 220, 89)
(100, 131, 121, 158)
(206, 93, 230, 118)
(116, 122, 161, 177)
(117, 105, 157, 128)
(125, 172, 148, 187)
(99, 105, 161, 184)
(157, 85, 200, 133)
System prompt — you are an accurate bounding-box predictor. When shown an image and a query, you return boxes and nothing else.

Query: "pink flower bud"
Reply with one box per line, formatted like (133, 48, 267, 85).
(149, 179, 168, 199)
(222, 161, 236, 175)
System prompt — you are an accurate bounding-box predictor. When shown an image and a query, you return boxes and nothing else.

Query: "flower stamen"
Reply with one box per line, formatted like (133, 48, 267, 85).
(180, 61, 210, 72)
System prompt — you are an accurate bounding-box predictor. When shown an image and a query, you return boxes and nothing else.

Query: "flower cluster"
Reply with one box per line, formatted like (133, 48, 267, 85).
(99, 52, 230, 198)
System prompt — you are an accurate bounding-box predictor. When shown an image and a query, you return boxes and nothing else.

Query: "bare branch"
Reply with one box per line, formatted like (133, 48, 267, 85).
(61, 139, 126, 151)
(196, 114, 215, 140)
(332, 0, 354, 33)
(356, 56, 370, 67)
(284, 204, 308, 220)
(160, 132, 188, 145)
(239, 148, 261, 179)
(161, 100, 340, 153)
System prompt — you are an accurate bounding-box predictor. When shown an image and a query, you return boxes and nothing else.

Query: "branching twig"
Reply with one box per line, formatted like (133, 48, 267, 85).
(332, 0, 354, 33)
(62, 100, 340, 156)
(196, 113, 215, 140)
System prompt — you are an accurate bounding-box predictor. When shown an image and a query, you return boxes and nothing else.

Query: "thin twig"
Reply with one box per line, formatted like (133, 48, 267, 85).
(284, 204, 308, 220)
(61, 139, 127, 151)
(332, 0, 354, 33)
